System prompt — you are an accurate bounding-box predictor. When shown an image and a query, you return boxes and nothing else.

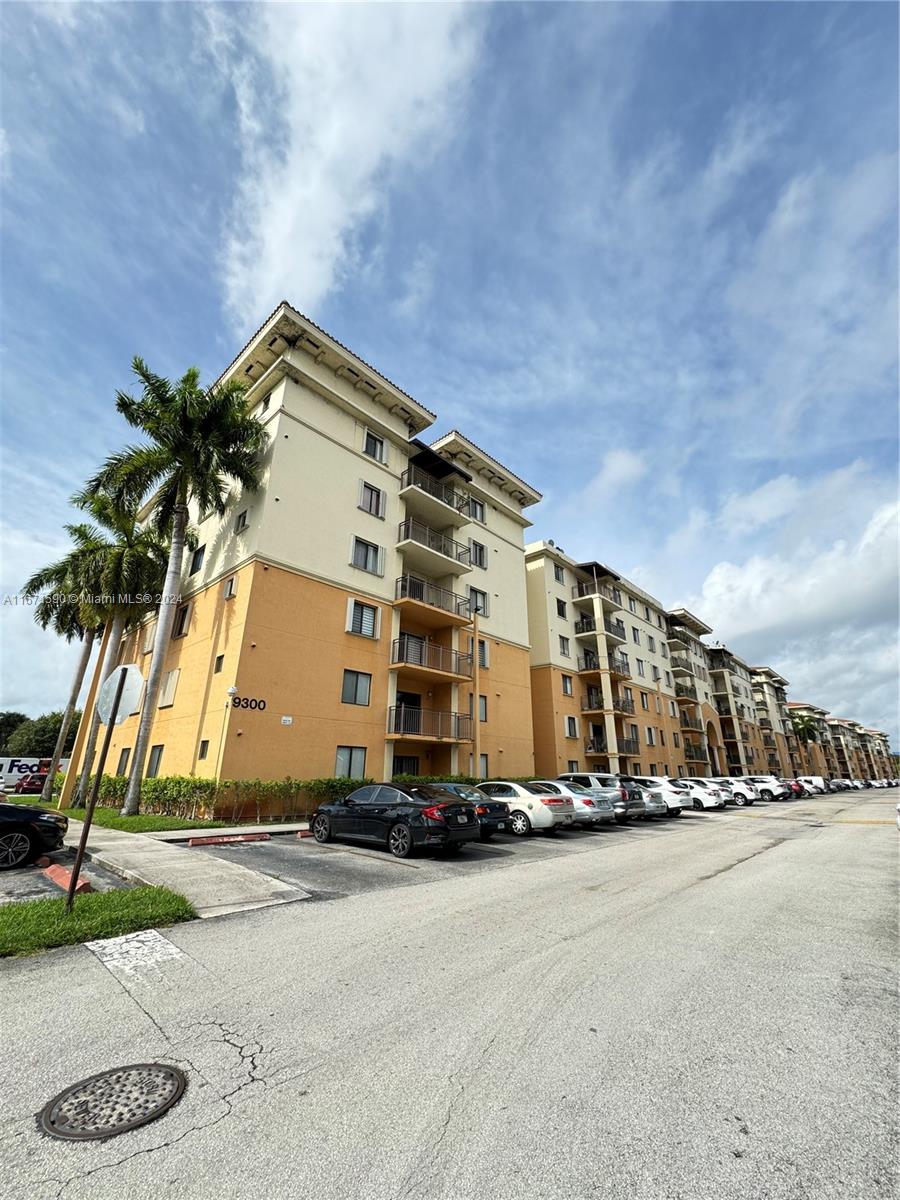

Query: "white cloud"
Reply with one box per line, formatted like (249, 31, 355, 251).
(583, 449, 647, 499)
(106, 94, 145, 138)
(393, 246, 437, 319)
(718, 474, 803, 537)
(210, 5, 482, 331)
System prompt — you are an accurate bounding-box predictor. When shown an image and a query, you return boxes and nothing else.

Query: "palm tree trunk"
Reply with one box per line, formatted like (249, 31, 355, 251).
(42, 627, 96, 805)
(73, 613, 126, 805)
(122, 499, 188, 816)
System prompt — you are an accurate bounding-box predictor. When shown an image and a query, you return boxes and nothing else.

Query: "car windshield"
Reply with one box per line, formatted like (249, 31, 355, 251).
(448, 787, 484, 801)
(408, 785, 460, 801)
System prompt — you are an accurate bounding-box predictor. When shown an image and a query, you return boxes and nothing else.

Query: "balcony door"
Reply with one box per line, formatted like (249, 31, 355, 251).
(396, 691, 423, 735)
(399, 632, 426, 665)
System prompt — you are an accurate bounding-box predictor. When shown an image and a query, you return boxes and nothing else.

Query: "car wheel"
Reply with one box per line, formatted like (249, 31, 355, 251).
(693, 799, 703, 812)
(761, 789, 773, 801)
(312, 814, 332, 843)
(508, 810, 531, 836)
(0, 829, 35, 870)
(734, 794, 746, 806)
(388, 822, 413, 858)
(671, 807, 682, 817)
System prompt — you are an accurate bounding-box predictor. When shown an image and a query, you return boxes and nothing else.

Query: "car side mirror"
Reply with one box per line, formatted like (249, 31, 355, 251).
(343, 797, 355, 806)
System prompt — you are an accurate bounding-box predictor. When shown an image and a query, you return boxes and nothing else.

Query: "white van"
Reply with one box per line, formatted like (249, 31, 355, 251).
(0, 757, 70, 790)
(798, 776, 828, 794)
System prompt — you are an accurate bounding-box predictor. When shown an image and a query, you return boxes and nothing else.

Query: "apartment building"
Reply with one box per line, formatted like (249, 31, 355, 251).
(105, 302, 540, 784)
(524, 544, 719, 778)
(707, 647, 767, 775)
(664, 609, 726, 776)
(750, 667, 800, 777)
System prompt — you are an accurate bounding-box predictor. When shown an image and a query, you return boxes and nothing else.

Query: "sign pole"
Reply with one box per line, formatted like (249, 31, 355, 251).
(65, 666, 127, 913)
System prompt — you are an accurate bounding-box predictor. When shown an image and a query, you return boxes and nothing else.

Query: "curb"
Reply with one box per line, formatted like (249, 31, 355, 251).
(296, 831, 314, 839)
(42, 863, 92, 895)
(187, 833, 272, 847)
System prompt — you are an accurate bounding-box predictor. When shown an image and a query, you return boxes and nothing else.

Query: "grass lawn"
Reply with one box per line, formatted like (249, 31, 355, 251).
(1, 795, 230, 832)
(0, 886, 196, 957)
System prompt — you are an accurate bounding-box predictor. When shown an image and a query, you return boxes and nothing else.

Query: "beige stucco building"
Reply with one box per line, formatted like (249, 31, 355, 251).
(103, 302, 540, 784)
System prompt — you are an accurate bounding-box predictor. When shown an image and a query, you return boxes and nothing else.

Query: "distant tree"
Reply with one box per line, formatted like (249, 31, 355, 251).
(0, 711, 29, 754)
(5, 711, 81, 758)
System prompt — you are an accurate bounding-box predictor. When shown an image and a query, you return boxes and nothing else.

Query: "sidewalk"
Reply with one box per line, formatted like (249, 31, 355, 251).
(64, 819, 309, 919)
(145, 820, 310, 842)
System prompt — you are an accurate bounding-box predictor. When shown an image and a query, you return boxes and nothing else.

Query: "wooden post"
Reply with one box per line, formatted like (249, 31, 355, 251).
(58, 622, 112, 810)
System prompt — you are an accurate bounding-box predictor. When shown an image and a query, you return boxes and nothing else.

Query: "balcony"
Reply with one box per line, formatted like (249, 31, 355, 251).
(675, 683, 698, 704)
(602, 617, 627, 643)
(609, 655, 631, 679)
(618, 737, 640, 756)
(680, 713, 704, 732)
(397, 519, 471, 576)
(574, 616, 597, 636)
(763, 735, 776, 748)
(613, 695, 635, 715)
(393, 576, 472, 628)
(577, 654, 603, 676)
(670, 655, 694, 676)
(585, 738, 609, 756)
(684, 743, 708, 762)
(387, 706, 473, 742)
(667, 628, 690, 651)
(390, 636, 473, 681)
(759, 717, 773, 729)
(725, 751, 743, 767)
(571, 580, 620, 609)
(582, 690, 605, 713)
(715, 701, 733, 718)
(399, 465, 470, 528)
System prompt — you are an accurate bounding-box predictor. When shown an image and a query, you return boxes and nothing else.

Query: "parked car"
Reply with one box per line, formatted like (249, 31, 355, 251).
(312, 783, 480, 858)
(798, 776, 829, 794)
(478, 781, 575, 836)
(744, 775, 791, 801)
(829, 778, 850, 791)
(531, 780, 615, 828)
(557, 772, 645, 824)
(438, 783, 510, 841)
(709, 777, 758, 806)
(635, 787, 668, 819)
(0, 801, 68, 869)
(631, 776, 690, 816)
(779, 779, 807, 798)
(13, 772, 48, 796)
(681, 778, 727, 810)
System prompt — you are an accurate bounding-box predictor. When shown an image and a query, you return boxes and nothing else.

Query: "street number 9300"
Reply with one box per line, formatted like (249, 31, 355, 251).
(232, 696, 267, 710)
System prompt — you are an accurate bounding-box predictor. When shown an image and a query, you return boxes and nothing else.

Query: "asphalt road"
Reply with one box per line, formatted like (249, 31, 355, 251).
(4, 790, 898, 1200)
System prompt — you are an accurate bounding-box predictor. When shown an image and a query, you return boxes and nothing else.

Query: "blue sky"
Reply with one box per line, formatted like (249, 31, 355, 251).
(1, 2, 897, 744)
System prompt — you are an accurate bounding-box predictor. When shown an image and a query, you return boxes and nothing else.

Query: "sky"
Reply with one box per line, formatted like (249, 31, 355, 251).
(1, 1, 897, 745)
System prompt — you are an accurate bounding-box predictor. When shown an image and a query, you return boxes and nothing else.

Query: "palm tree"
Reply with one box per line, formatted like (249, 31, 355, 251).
(40, 492, 169, 805)
(789, 712, 819, 745)
(83, 357, 266, 814)
(21, 566, 101, 804)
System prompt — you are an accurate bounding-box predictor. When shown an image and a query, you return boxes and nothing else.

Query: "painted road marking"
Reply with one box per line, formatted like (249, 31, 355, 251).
(86, 928, 185, 983)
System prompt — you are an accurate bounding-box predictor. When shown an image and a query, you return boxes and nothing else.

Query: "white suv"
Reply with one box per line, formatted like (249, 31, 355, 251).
(744, 775, 791, 801)
(477, 781, 575, 836)
(631, 776, 689, 815)
(681, 778, 727, 810)
(709, 777, 759, 806)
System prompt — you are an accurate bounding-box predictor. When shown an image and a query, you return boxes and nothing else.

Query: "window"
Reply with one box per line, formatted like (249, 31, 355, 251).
(611, 587, 622, 605)
(660, 729, 666, 746)
(115, 748, 130, 777)
(352, 537, 382, 575)
(479, 695, 488, 723)
(349, 600, 378, 638)
(623, 686, 633, 702)
(665, 671, 672, 687)
(469, 586, 489, 616)
(363, 430, 385, 462)
(147, 745, 164, 779)
(628, 596, 637, 613)
(556, 598, 567, 619)
(470, 540, 487, 569)
(669, 700, 677, 717)
(190, 545, 205, 575)
(561, 674, 573, 696)
(640, 692, 649, 710)
(469, 497, 485, 523)
(657, 614, 664, 629)
(335, 746, 367, 778)
(554, 564, 565, 583)
(198, 740, 209, 761)
(479, 753, 488, 779)
(567, 760, 579, 772)
(565, 715, 578, 738)
(661, 644, 668, 659)
(636, 659, 646, 677)
(469, 636, 489, 668)
(673, 733, 680, 748)
(559, 635, 570, 657)
(224, 576, 238, 600)
(646, 728, 655, 746)
(341, 670, 372, 706)
(644, 605, 651, 621)
(630, 724, 639, 741)
(652, 666, 660, 682)
(214, 654, 224, 674)
(158, 669, 180, 708)
(648, 636, 656, 653)
(655, 695, 661, 713)
(235, 510, 248, 533)
(359, 481, 385, 518)
(261, 393, 271, 413)
(632, 627, 641, 645)
(142, 621, 156, 654)
(172, 604, 190, 638)
(649, 764, 656, 776)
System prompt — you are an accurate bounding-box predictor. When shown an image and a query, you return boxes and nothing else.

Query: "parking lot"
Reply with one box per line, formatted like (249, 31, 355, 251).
(0, 848, 128, 905)
(184, 789, 898, 901)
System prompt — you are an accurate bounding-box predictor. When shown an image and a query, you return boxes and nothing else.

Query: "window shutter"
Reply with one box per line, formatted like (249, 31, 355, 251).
(345, 597, 355, 632)
(377, 545, 385, 577)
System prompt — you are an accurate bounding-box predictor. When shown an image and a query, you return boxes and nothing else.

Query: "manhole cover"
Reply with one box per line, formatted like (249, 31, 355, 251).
(38, 1064, 187, 1141)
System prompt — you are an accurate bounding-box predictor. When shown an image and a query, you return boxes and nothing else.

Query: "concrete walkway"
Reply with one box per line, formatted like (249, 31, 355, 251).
(63, 819, 309, 919)
(145, 820, 310, 842)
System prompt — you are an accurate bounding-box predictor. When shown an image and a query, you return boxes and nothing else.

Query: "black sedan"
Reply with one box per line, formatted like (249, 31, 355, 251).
(434, 783, 510, 840)
(312, 784, 480, 858)
(0, 801, 68, 870)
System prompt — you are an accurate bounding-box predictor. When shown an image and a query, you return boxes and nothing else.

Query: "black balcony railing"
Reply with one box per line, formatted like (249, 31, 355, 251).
(670, 655, 694, 674)
(571, 580, 620, 604)
(680, 713, 704, 731)
(577, 654, 602, 672)
(726, 751, 743, 766)
(394, 575, 470, 618)
(715, 701, 732, 717)
(684, 743, 708, 762)
(763, 735, 776, 748)
(604, 617, 626, 639)
(400, 465, 469, 513)
(582, 691, 604, 711)
(397, 519, 470, 566)
(585, 738, 609, 755)
(759, 717, 773, 729)
(676, 683, 698, 701)
(613, 695, 635, 715)
(391, 636, 473, 677)
(574, 616, 597, 634)
(609, 655, 631, 677)
(388, 706, 473, 740)
(618, 737, 640, 756)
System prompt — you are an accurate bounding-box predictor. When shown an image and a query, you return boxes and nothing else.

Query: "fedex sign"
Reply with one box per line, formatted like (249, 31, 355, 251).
(0, 757, 70, 788)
